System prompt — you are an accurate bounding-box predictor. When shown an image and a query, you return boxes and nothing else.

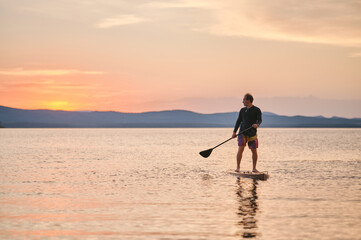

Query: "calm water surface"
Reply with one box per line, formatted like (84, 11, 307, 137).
(0, 128, 360, 240)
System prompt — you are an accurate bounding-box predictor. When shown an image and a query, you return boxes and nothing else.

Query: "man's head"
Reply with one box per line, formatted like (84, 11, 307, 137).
(243, 93, 254, 107)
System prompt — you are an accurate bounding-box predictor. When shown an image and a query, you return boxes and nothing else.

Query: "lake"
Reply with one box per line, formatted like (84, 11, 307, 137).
(0, 128, 360, 240)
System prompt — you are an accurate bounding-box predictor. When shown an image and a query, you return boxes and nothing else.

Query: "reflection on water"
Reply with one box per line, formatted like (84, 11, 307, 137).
(1, 128, 360, 240)
(235, 178, 259, 239)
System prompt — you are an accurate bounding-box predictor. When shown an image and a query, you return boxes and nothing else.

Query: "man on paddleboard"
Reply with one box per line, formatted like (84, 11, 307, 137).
(232, 93, 262, 173)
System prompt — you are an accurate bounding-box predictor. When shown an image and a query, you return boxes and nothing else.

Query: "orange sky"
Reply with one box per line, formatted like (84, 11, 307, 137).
(0, 0, 360, 115)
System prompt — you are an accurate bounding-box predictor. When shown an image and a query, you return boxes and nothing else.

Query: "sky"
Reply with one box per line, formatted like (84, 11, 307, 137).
(0, 0, 360, 117)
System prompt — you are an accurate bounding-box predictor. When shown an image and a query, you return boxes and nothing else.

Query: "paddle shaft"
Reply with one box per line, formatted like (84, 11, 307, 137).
(211, 126, 254, 150)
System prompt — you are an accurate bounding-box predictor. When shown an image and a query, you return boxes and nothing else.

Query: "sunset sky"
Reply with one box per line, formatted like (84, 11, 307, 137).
(1, 0, 360, 117)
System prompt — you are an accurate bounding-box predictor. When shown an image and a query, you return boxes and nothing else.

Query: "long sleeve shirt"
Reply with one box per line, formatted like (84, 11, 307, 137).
(233, 105, 262, 137)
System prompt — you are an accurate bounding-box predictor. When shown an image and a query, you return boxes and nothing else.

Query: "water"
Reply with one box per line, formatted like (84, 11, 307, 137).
(0, 128, 360, 240)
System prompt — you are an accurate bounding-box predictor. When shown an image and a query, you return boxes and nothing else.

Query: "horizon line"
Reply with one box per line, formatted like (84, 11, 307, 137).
(1, 105, 360, 120)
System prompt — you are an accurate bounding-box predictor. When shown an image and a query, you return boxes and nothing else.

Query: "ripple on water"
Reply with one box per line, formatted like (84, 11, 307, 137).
(0, 128, 360, 240)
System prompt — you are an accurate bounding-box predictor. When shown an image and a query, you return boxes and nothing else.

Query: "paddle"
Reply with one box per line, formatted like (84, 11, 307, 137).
(199, 126, 254, 158)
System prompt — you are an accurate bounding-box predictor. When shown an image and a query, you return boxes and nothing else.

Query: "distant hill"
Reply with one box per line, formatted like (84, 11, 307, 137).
(0, 105, 360, 128)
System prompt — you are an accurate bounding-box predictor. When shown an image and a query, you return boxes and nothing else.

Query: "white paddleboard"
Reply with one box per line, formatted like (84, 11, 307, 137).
(228, 170, 269, 180)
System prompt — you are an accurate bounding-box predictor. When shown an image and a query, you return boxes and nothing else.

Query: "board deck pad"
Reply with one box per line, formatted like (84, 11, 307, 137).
(228, 170, 269, 180)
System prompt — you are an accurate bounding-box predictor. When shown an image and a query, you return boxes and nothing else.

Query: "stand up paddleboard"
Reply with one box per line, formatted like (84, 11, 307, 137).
(228, 170, 269, 180)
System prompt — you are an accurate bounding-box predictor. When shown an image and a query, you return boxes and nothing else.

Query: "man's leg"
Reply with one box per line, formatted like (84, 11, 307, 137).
(236, 146, 245, 172)
(251, 148, 258, 172)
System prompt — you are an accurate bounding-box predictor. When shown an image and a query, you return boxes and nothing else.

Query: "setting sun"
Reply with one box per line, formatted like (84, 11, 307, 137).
(44, 101, 75, 111)
(0, 1, 360, 240)
(0, 0, 360, 116)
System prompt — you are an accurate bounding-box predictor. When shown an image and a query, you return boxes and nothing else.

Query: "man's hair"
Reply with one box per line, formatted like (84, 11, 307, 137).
(244, 93, 254, 103)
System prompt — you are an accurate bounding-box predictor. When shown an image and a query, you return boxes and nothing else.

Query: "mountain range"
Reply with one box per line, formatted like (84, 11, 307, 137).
(0, 106, 360, 128)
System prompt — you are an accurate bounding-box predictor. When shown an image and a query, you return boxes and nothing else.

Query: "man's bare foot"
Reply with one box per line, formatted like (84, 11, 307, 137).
(235, 168, 240, 172)
(252, 169, 259, 173)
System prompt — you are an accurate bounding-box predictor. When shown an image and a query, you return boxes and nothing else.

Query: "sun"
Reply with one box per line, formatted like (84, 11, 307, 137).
(44, 101, 75, 111)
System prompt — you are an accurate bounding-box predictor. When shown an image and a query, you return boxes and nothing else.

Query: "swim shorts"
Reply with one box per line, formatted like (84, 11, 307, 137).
(238, 134, 258, 149)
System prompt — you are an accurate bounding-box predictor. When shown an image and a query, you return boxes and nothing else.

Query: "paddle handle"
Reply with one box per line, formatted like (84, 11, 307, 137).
(212, 126, 254, 150)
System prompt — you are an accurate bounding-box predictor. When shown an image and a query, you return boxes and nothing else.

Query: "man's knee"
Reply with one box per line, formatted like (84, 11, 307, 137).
(238, 146, 245, 153)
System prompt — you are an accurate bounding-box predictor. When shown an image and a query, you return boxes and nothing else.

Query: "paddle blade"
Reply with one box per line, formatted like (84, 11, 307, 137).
(199, 148, 213, 158)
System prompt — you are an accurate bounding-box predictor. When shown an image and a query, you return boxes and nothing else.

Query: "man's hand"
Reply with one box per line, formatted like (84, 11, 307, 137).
(232, 132, 237, 138)
(252, 124, 259, 128)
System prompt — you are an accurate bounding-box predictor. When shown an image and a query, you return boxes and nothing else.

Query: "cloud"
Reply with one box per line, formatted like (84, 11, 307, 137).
(145, 1, 214, 9)
(0, 68, 104, 76)
(0, 79, 97, 98)
(150, 0, 361, 48)
(95, 15, 148, 28)
(214, 1, 360, 47)
(5, 0, 360, 48)
(349, 52, 361, 58)
(0, 79, 92, 90)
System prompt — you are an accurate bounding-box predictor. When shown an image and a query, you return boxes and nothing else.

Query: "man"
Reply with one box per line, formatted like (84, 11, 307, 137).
(232, 93, 262, 172)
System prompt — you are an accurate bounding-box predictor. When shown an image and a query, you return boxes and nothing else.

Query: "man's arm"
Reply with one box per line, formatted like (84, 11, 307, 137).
(232, 110, 242, 138)
(252, 108, 262, 128)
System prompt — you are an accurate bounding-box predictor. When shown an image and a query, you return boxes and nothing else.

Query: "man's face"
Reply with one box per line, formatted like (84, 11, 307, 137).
(243, 97, 250, 106)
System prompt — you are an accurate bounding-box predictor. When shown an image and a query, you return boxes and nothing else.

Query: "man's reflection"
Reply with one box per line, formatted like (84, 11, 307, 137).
(235, 178, 259, 238)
